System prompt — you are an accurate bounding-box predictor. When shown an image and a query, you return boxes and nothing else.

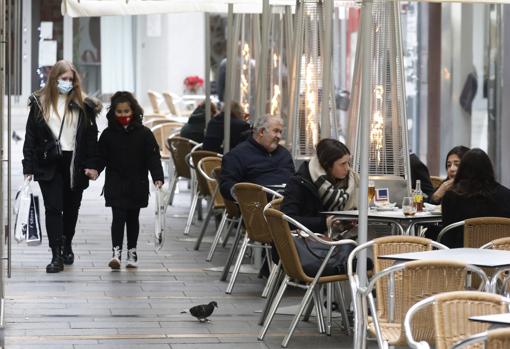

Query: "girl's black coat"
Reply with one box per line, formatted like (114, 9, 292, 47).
(22, 95, 100, 190)
(97, 114, 164, 209)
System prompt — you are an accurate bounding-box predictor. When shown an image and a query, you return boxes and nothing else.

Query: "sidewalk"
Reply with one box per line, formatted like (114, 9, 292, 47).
(3, 104, 373, 349)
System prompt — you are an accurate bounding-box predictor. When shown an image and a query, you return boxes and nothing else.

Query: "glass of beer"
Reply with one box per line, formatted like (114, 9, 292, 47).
(402, 197, 416, 216)
(368, 180, 376, 206)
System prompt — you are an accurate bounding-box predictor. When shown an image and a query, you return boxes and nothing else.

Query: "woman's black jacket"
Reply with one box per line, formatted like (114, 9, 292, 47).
(97, 115, 164, 209)
(22, 94, 100, 191)
(281, 161, 328, 234)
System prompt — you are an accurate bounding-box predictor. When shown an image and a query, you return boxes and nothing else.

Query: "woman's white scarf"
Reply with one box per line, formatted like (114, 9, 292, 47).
(308, 155, 358, 211)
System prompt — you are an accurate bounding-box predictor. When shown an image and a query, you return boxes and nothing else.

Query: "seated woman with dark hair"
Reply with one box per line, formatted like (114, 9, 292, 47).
(179, 101, 218, 143)
(429, 145, 470, 204)
(281, 138, 359, 235)
(441, 148, 510, 247)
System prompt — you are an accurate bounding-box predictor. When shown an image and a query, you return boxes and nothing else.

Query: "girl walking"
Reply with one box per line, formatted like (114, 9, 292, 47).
(98, 91, 164, 269)
(22, 60, 101, 273)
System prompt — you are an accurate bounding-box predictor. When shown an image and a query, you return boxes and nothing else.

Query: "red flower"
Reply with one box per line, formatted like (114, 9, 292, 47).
(183, 76, 204, 93)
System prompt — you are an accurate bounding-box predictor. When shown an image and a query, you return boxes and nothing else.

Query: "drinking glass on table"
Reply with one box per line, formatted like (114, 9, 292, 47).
(402, 197, 416, 216)
(368, 180, 376, 207)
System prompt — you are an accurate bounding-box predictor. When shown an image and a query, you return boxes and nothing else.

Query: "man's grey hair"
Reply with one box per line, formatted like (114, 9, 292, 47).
(252, 114, 284, 132)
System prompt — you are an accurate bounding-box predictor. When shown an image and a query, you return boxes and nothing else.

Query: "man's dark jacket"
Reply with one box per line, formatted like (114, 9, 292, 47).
(22, 94, 100, 190)
(219, 137, 295, 201)
(97, 113, 164, 209)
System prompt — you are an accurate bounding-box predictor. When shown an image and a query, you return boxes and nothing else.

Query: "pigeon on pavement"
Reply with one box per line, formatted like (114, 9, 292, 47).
(189, 301, 218, 322)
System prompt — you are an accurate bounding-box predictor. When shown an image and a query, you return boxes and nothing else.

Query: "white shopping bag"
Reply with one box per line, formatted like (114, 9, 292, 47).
(154, 187, 170, 251)
(14, 179, 32, 242)
(26, 194, 43, 246)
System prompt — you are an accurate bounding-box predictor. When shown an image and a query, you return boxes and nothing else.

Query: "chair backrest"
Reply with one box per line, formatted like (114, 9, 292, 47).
(482, 236, 510, 251)
(212, 167, 239, 218)
(190, 150, 221, 196)
(162, 91, 179, 116)
(143, 117, 174, 129)
(405, 291, 510, 349)
(371, 235, 446, 321)
(451, 328, 510, 349)
(464, 217, 510, 248)
(268, 197, 283, 211)
(370, 175, 409, 205)
(430, 176, 443, 190)
(198, 158, 224, 208)
(151, 122, 183, 159)
(167, 136, 197, 179)
(233, 183, 282, 244)
(147, 90, 162, 114)
(366, 260, 487, 346)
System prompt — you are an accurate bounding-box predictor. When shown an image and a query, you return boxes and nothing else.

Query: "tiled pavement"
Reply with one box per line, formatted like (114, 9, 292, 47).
(2, 104, 378, 348)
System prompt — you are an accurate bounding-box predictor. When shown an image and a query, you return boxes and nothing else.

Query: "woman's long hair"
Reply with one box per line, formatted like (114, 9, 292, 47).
(316, 138, 351, 172)
(37, 60, 85, 121)
(106, 91, 144, 123)
(452, 148, 497, 198)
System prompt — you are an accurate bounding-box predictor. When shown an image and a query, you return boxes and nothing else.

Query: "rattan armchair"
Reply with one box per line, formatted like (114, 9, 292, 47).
(430, 176, 443, 191)
(451, 327, 510, 349)
(166, 136, 198, 205)
(438, 217, 510, 247)
(481, 237, 510, 295)
(404, 291, 510, 349)
(147, 90, 163, 115)
(347, 235, 450, 349)
(259, 207, 356, 347)
(225, 183, 282, 295)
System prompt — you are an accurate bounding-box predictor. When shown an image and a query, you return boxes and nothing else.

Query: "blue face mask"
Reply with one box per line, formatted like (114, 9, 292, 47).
(57, 79, 73, 95)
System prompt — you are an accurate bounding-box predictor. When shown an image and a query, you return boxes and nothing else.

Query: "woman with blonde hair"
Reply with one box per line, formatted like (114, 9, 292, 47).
(22, 60, 101, 273)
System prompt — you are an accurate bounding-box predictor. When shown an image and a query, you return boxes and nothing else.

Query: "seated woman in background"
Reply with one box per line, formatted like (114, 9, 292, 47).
(179, 101, 218, 143)
(441, 148, 510, 247)
(281, 138, 359, 235)
(429, 145, 470, 204)
(202, 101, 251, 154)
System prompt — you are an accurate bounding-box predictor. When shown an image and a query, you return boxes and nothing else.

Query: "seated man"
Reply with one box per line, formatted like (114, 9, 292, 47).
(202, 101, 251, 154)
(220, 114, 295, 201)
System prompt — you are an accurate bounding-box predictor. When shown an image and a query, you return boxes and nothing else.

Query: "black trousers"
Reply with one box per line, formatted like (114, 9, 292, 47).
(111, 207, 140, 250)
(38, 151, 83, 249)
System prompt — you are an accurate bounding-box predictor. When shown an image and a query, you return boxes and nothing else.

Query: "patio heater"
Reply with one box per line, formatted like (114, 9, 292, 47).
(255, 1, 293, 130)
(347, 0, 412, 196)
(287, 0, 337, 160)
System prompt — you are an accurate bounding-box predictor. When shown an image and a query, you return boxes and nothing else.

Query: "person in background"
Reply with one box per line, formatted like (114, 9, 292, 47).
(202, 101, 251, 154)
(441, 148, 510, 247)
(429, 145, 470, 204)
(219, 114, 294, 201)
(22, 60, 101, 273)
(410, 153, 434, 199)
(97, 91, 164, 270)
(281, 139, 359, 235)
(179, 101, 218, 143)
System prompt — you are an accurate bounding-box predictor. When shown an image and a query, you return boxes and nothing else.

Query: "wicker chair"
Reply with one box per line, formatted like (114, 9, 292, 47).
(451, 327, 510, 349)
(147, 90, 163, 115)
(404, 291, 510, 349)
(166, 136, 198, 205)
(481, 237, 510, 295)
(183, 148, 221, 236)
(259, 207, 357, 347)
(438, 217, 510, 248)
(206, 167, 241, 262)
(430, 176, 443, 191)
(162, 91, 194, 117)
(347, 235, 450, 349)
(143, 117, 173, 129)
(193, 157, 225, 251)
(151, 122, 183, 179)
(225, 183, 283, 295)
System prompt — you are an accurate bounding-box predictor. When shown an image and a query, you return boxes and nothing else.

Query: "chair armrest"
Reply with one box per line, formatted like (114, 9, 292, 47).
(437, 220, 465, 243)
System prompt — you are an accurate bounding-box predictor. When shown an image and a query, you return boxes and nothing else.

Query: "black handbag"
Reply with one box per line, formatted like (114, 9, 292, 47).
(293, 234, 355, 277)
(42, 113, 66, 163)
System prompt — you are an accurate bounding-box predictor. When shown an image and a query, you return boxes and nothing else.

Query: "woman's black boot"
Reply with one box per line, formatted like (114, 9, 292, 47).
(46, 246, 64, 273)
(62, 237, 75, 265)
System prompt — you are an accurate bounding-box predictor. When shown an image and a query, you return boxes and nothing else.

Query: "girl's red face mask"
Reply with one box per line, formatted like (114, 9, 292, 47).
(116, 116, 132, 126)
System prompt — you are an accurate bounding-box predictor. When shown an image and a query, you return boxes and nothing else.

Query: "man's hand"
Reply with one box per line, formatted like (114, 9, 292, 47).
(84, 168, 98, 180)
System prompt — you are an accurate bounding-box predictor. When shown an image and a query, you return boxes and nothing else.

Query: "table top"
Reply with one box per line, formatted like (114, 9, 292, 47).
(379, 247, 510, 268)
(469, 313, 510, 325)
(323, 209, 441, 220)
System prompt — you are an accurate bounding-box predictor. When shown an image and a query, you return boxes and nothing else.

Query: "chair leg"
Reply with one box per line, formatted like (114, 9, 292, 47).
(220, 220, 243, 281)
(193, 198, 216, 250)
(167, 172, 178, 205)
(221, 219, 236, 247)
(257, 275, 290, 341)
(258, 264, 284, 325)
(225, 234, 249, 294)
(183, 188, 199, 235)
(261, 254, 278, 298)
(281, 283, 319, 348)
(326, 283, 333, 336)
(302, 296, 315, 322)
(335, 282, 352, 335)
(313, 287, 326, 334)
(206, 211, 228, 262)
